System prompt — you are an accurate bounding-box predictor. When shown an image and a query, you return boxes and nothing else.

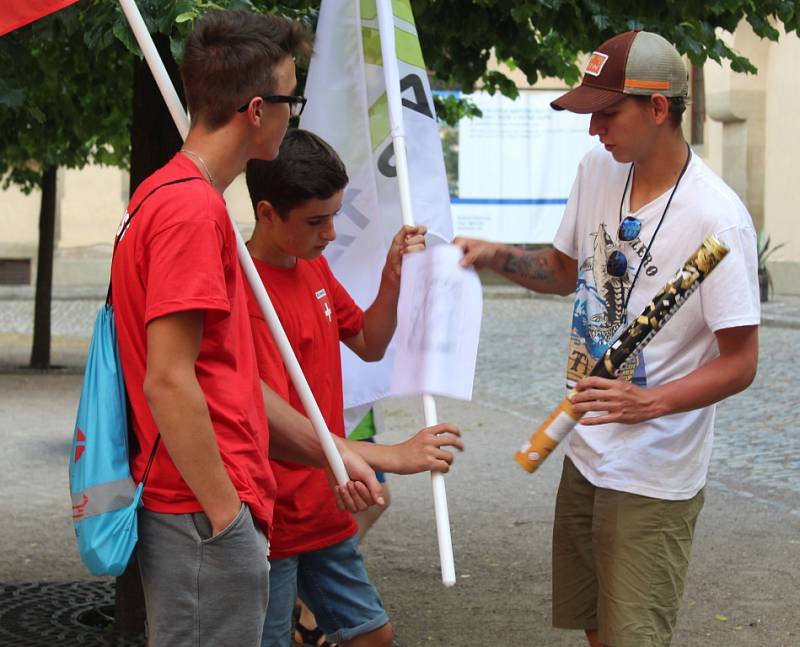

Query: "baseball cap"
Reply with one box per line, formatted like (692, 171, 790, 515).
(551, 30, 688, 113)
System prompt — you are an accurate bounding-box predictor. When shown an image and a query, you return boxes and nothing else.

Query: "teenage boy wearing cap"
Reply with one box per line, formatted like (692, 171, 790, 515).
(455, 30, 759, 647)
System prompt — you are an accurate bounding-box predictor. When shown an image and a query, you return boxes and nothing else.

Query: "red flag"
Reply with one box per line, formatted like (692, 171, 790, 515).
(0, 0, 80, 36)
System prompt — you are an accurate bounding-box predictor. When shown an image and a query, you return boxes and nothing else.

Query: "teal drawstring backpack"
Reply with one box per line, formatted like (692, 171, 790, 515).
(68, 177, 200, 576)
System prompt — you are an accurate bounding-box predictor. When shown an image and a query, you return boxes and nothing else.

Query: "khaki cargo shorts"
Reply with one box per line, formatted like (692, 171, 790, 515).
(552, 457, 704, 647)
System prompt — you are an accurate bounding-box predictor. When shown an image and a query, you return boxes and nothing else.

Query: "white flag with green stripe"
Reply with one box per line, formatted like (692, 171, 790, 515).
(301, 0, 453, 410)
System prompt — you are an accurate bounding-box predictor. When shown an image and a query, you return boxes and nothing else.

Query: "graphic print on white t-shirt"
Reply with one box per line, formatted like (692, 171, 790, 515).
(553, 145, 760, 500)
(566, 220, 657, 387)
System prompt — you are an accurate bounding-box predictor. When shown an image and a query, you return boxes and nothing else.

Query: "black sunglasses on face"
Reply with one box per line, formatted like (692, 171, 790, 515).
(237, 95, 307, 118)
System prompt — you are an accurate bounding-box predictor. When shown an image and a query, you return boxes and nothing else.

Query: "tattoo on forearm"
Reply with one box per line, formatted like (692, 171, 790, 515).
(502, 252, 555, 282)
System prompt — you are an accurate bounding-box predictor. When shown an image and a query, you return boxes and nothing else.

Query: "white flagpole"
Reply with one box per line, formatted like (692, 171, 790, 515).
(375, 0, 456, 587)
(116, 0, 349, 485)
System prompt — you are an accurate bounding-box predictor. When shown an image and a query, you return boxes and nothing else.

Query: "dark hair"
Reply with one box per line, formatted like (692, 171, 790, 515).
(246, 129, 349, 219)
(181, 10, 312, 130)
(632, 94, 687, 129)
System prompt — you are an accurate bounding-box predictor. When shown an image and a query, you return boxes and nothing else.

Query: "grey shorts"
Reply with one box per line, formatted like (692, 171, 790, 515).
(137, 503, 270, 647)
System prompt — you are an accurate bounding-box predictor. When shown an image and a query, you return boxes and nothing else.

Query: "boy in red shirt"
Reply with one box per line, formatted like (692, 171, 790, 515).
(245, 129, 463, 647)
(111, 12, 383, 647)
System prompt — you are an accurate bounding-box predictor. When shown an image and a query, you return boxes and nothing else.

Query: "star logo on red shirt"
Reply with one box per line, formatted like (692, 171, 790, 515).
(315, 288, 333, 323)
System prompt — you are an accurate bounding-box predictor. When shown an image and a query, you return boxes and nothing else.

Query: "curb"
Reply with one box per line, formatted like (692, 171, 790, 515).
(482, 287, 800, 330)
(761, 316, 800, 331)
(0, 286, 106, 301)
(2, 288, 799, 329)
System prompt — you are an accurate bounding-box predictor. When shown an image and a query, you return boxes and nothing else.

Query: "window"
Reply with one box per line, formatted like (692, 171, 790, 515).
(0, 259, 32, 285)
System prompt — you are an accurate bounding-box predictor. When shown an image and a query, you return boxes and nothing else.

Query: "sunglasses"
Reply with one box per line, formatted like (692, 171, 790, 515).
(606, 216, 642, 277)
(237, 94, 307, 118)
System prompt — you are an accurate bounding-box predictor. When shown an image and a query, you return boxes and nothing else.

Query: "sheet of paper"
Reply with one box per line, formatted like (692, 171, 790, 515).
(390, 244, 483, 400)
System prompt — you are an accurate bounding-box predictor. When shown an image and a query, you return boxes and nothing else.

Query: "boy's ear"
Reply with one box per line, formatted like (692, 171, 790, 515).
(256, 200, 278, 223)
(650, 94, 670, 126)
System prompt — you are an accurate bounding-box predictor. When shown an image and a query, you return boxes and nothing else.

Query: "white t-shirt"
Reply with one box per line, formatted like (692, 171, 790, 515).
(553, 145, 760, 500)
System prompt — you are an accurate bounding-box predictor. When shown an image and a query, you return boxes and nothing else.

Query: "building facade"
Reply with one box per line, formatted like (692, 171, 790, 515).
(1, 20, 797, 294)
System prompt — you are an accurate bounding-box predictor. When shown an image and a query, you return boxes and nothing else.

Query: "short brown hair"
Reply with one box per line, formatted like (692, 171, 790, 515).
(181, 10, 312, 130)
(246, 129, 349, 220)
(632, 94, 687, 130)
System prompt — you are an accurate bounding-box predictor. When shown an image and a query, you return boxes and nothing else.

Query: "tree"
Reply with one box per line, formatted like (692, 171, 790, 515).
(0, 0, 314, 366)
(0, 6, 131, 368)
(415, 0, 800, 102)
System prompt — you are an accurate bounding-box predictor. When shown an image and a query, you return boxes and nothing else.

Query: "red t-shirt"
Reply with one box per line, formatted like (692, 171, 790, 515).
(111, 154, 277, 533)
(247, 255, 364, 559)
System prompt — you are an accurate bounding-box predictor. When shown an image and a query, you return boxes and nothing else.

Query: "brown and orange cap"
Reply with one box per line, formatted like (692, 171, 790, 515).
(551, 30, 688, 114)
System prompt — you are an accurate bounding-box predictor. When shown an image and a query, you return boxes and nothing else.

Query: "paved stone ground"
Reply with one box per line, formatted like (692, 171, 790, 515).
(472, 296, 800, 509)
(1, 291, 799, 645)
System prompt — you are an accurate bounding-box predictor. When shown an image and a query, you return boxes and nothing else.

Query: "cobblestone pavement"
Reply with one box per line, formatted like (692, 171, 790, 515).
(0, 296, 103, 338)
(1, 292, 799, 646)
(2, 291, 797, 505)
(474, 296, 800, 509)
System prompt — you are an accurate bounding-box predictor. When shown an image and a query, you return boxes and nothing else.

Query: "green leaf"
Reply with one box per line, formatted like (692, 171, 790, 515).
(175, 11, 198, 23)
(170, 36, 185, 64)
(30, 107, 47, 125)
(433, 94, 482, 127)
(112, 18, 141, 57)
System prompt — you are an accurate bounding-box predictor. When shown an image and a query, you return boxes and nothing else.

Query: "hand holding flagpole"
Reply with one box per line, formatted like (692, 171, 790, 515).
(375, 0, 456, 587)
(116, 0, 349, 486)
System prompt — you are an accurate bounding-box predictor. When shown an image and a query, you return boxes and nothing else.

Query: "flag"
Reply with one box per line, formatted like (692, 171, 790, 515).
(0, 0, 79, 35)
(301, 0, 454, 410)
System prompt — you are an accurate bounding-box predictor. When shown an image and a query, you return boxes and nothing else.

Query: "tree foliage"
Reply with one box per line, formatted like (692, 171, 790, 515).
(0, 0, 313, 193)
(415, 0, 800, 101)
(0, 4, 131, 192)
(1, 0, 799, 192)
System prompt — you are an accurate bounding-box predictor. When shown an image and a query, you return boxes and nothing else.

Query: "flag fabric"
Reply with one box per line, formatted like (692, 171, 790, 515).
(300, 0, 454, 410)
(0, 0, 79, 35)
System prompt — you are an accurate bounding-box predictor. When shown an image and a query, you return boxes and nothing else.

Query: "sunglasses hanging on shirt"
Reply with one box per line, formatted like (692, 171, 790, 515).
(606, 216, 643, 277)
(609, 143, 692, 323)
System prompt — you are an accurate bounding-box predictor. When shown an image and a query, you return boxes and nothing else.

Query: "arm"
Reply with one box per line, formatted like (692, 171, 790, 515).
(343, 224, 427, 361)
(261, 382, 384, 510)
(261, 381, 323, 465)
(264, 381, 461, 482)
(143, 310, 240, 536)
(453, 237, 577, 296)
(346, 423, 464, 474)
(570, 325, 759, 425)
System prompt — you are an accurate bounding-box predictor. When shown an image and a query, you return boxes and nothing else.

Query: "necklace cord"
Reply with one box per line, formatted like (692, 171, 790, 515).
(619, 143, 692, 318)
(181, 149, 215, 186)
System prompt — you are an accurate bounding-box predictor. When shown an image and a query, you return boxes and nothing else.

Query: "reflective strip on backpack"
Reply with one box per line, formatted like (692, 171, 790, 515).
(71, 478, 137, 521)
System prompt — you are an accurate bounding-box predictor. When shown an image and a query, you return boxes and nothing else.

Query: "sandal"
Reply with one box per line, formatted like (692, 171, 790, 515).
(293, 620, 337, 647)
